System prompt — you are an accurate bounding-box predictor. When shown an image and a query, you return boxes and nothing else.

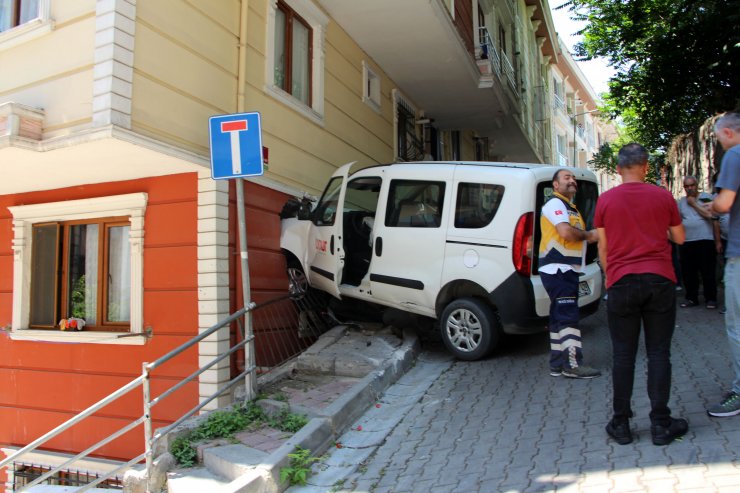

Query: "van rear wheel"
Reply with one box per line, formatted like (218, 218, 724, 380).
(439, 298, 499, 361)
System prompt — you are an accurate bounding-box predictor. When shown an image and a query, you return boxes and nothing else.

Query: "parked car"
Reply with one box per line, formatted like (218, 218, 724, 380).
(280, 161, 602, 360)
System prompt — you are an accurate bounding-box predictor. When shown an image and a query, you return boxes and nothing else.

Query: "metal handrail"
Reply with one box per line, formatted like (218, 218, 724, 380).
(0, 376, 146, 471)
(1, 301, 259, 492)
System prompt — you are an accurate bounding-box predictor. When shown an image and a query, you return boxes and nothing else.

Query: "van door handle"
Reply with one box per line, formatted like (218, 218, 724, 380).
(375, 237, 383, 256)
(330, 235, 334, 254)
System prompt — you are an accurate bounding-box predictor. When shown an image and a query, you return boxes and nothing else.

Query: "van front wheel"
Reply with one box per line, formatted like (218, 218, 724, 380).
(439, 298, 499, 361)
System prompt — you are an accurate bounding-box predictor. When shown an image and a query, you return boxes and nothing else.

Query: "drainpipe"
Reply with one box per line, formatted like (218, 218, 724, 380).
(237, 1, 249, 113)
(236, 0, 256, 402)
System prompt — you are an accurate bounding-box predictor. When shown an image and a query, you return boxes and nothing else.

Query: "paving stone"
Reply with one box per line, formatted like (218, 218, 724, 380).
(322, 446, 376, 467)
(290, 299, 739, 493)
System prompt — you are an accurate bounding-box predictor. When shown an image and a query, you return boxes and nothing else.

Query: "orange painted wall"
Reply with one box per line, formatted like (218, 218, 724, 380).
(0, 174, 200, 473)
(227, 181, 303, 370)
(0, 174, 298, 489)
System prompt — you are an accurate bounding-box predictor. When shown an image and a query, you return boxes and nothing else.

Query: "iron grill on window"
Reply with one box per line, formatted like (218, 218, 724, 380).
(396, 100, 423, 162)
(12, 462, 122, 490)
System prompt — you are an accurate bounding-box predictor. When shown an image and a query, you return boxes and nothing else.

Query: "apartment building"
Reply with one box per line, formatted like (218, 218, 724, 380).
(0, 0, 579, 489)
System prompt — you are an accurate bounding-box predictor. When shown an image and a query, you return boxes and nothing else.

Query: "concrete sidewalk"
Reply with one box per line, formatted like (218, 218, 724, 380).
(161, 323, 422, 493)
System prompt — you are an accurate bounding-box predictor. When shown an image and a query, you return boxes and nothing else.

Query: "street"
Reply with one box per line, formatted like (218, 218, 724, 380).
(297, 293, 740, 492)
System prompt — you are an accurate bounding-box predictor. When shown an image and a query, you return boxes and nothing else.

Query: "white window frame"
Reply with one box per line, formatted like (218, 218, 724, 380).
(0, 0, 53, 51)
(362, 60, 381, 113)
(7, 193, 147, 345)
(265, 0, 327, 126)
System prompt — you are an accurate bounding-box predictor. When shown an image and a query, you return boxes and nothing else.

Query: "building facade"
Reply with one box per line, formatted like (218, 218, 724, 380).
(548, 39, 619, 190)
(0, 0, 610, 489)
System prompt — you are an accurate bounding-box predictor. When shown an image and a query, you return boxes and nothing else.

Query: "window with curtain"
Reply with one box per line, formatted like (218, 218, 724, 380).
(30, 217, 131, 331)
(274, 0, 312, 106)
(0, 0, 39, 33)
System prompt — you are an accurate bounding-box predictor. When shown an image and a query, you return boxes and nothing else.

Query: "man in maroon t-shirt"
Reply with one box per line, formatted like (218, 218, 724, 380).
(594, 143, 687, 446)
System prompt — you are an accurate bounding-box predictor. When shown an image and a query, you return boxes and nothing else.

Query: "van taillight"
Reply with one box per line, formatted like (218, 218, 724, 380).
(513, 212, 534, 277)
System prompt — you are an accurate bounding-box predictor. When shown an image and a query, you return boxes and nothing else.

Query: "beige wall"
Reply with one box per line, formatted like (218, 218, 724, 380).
(0, 1, 96, 137)
(1, 1, 421, 196)
(132, 0, 238, 151)
(132, 0, 399, 196)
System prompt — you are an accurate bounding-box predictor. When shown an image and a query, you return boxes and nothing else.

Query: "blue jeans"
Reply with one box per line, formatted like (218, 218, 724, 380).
(725, 257, 740, 394)
(541, 270, 582, 370)
(607, 273, 676, 425)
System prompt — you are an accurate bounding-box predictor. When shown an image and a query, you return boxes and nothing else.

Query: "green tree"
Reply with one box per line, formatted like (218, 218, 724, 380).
(557, 0, 740, 150)
(588, 138, 662, 184)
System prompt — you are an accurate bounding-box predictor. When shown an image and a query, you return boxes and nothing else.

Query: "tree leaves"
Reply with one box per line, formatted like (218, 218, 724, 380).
(564, 0, 740, 150)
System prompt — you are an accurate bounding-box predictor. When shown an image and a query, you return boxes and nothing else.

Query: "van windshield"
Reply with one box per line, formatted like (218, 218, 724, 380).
(533, 179, 599, 272)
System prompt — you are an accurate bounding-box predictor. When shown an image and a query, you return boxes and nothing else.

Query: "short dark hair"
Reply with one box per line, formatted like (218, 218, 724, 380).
(715, 112, 740, 133)
(552, 168, 569, 183)
(617, 143, 648, 168)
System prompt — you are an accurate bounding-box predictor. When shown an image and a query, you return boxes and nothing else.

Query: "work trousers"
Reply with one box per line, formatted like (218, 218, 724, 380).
(541, 270, 582, 370)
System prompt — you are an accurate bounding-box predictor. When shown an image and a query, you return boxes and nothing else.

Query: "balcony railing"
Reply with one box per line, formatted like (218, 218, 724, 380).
(477, 26, 519, 96)
(503, 0, 517, 18)
(477, 26, 502, 79)
(552, 93, 566, 113)
(501, 53, 518, 95)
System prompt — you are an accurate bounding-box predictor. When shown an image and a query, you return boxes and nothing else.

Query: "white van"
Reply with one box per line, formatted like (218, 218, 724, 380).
(280, 161, 602, 360)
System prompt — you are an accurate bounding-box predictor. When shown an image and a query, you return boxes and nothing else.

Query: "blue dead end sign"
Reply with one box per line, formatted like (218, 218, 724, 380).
(209, 112, 264, 179)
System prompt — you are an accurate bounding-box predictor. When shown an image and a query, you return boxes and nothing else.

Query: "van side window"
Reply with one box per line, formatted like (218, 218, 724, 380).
(454, 183, 505, 229)
(313, 176, 343, 226)
(385, 180, 445, 228)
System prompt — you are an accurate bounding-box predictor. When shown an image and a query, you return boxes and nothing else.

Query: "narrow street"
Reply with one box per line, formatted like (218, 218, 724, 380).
(297, 294, 740, 492)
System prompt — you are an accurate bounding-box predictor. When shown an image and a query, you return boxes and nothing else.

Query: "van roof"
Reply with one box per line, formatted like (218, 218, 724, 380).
(349, 161, 598, 181)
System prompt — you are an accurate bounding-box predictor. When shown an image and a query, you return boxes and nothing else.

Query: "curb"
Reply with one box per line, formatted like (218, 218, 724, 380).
(222, 328, 421, 493)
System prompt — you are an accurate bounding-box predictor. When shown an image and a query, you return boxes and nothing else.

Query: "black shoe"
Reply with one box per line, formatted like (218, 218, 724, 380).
(606, 418, 633, 445)
(562, 365, 601, 379)
(651, 417, 688, 445)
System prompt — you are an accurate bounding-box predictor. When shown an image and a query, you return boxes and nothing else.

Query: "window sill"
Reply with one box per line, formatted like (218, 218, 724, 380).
(0, 18, 54, 51)
(264, 85, 325, 127)
(8, 329, 147, 345)
(363, 96, 382, 114)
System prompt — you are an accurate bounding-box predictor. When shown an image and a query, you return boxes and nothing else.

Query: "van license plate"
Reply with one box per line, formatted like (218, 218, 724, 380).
(578, 281, 591, 297)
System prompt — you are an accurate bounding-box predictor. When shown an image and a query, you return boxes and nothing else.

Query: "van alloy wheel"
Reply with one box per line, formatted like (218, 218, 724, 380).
(287, 262, 309, 299)
(439, 297, 499, 361)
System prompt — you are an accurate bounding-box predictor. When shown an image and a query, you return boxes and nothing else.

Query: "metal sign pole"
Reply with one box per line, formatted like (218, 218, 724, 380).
(235, 179, 255, 401)
(209, 111, 263, 404)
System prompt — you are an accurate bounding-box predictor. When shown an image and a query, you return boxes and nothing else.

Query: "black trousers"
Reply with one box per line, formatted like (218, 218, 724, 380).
(607, 273, 676, 425)
(679, 239, 717, 304)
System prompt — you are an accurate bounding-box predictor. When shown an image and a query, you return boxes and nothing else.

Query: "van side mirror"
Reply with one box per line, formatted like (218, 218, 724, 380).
(297, 200, 313, 220)
(279, 197, 315, 221)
